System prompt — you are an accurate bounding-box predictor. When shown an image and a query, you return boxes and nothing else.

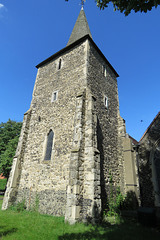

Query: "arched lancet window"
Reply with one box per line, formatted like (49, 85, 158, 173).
(44, 130, 54, 160)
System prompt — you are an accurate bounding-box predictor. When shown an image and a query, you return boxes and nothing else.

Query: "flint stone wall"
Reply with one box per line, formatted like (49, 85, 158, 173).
(3, 38, 124, 221)
(3, 41, 88, 215)
(86, 40, 123, 209)
(139, 113, 160, 207)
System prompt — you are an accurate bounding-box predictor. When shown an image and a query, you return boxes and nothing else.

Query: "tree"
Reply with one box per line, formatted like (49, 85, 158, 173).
(0, 120, 22, 178)
(65, 0, 160, 16)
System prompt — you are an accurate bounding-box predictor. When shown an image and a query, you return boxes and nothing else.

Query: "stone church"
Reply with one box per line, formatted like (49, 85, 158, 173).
(2, 8, 160, 223)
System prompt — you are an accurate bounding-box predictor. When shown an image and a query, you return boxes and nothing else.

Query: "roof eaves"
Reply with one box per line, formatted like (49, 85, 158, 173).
(36, 35, 89, 69)
(88, 37, 119, 78)
(36, 35, 119, 78)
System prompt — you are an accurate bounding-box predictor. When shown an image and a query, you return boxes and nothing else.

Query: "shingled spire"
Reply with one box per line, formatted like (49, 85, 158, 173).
(67, 7, 92, 46)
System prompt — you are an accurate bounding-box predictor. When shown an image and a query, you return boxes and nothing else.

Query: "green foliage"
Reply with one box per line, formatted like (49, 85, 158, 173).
(0, 119, 22, 178)
(10, 195, 40, 214)
(107, 187, 124, 217)
(104, 172, 138, 222)
(31, 194, 39, 212)
(34, 194, 39, 212)
(65, 0, 160, 16)
(10, 200, 26, 212)
(0, 179, 7, 190)
(105, 171, 124, 218)
(0, 119, 22, 155)
(0, 136, 19, 179)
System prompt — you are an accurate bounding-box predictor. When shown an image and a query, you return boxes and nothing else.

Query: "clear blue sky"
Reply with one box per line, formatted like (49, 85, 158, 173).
(0, 0, 160, 141)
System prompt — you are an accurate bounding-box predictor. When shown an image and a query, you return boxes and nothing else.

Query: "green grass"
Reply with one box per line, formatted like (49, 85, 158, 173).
(0, 200, 160, 240)
(0, 179, 7, 190)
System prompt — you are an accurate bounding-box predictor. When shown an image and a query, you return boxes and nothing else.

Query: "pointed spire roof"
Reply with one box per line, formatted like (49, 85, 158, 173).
(36, 8, 119, 78)
(67, 7, 92, 46)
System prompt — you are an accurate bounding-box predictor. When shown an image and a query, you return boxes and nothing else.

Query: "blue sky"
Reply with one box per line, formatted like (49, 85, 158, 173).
(0, 0, 160, 141)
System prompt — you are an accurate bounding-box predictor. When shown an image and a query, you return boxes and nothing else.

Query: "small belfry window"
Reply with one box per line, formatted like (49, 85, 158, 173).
(104, 96, 108, 108)
(51, 91, 58, 102)
(44, 130, 54, 161)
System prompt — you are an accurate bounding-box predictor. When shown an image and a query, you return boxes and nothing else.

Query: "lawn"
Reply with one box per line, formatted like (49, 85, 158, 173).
(0, 199, 160, 240)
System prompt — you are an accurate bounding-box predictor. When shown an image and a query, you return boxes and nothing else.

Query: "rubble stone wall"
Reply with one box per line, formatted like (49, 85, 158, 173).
(3, 42, 88, 215)
(139, 114, 160, 207)
(86, 40, 122, 209)
(3, 39, 125, 221)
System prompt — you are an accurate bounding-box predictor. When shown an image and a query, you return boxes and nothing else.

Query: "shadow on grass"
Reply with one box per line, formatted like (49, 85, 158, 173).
(59, 223, 109, 240)
(58, 221, 160, 240)
(0, 226, 17, 237)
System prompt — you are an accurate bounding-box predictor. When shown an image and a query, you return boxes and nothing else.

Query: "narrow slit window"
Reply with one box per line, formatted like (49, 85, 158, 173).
(102, 65, 107, 77)
(104, 96, 108, 108)
(44, 130, 54, 160)
(58, 59, 62, 70)
(51, 91, 58, 102)
(104, 68, 107, 77)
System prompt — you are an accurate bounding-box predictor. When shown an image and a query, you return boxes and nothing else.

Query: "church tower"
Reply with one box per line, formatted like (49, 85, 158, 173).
(2, 8, 124, 223)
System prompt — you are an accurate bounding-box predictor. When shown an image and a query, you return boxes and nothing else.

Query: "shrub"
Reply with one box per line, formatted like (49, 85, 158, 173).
(105, 171, 124, 218)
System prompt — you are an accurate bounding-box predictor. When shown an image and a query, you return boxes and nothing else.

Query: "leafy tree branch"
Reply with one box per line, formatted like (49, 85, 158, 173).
(0, 120, 22, 178)
(65, 0, 160, 15)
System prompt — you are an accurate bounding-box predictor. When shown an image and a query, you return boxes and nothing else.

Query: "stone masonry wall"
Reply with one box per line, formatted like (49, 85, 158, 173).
(117, 116, 126, 193)
(65, 88, 101, 223)
(138, 113, 160, 207)
(3, 38, 124, 221)
(3, 41, 88, 215)
(86, 40, 122, 210)
(2, 109, 32, 209)
(138, 141, 155, 207)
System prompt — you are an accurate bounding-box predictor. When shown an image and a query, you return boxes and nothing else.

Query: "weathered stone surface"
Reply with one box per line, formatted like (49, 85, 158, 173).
(86, 40, 122, 210)
(3, 41, 87, 215)
(2, 11, 130, 223)
(138, 112, 160, 208)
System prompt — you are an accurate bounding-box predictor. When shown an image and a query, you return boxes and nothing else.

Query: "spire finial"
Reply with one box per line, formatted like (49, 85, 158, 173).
(81, 0, 86, 9)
